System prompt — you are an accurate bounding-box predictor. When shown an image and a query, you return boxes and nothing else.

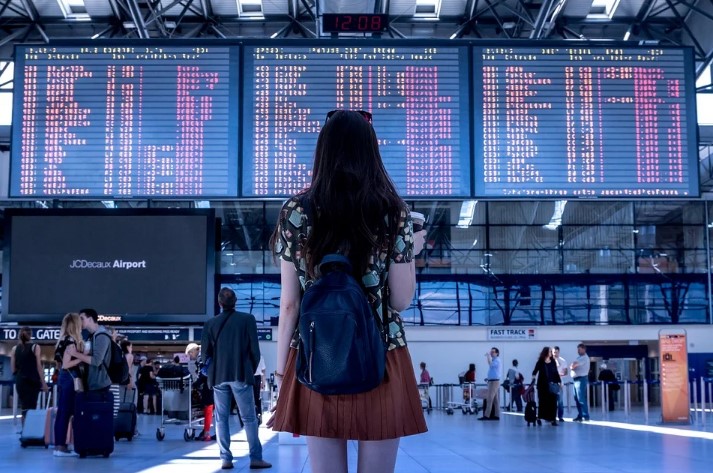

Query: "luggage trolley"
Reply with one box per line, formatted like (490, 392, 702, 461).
(418, 384, 433, 414)
(446, 382, 479, 415)
(155, 375, 204, 441)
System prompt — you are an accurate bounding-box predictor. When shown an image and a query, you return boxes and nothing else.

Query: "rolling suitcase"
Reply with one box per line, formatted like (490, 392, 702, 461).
(525, 401, 538, 426)
(114, 388, 137, 441)
(522, 383, 539, 426)
(43, 407, 58, 446)
(74, 390, 114, 458)
(45, 407, 75, 447)
(20, 392, 51, 448)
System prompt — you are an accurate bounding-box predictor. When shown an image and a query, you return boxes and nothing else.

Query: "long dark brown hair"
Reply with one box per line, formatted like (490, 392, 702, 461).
(538, 346, 552, 363)
(271, 110, 406, 278)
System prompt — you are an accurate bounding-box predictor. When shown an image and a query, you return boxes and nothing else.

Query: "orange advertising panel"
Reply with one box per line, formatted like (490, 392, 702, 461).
(660, 333, 690, 424)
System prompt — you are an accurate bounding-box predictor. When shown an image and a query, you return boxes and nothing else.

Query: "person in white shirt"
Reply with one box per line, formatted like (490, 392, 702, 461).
(253, 355, 267, 425)
(553, 346, 569, 422)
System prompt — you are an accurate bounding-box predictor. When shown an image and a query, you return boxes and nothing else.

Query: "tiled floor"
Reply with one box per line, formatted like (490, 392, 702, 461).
(1, 408, 713, 472)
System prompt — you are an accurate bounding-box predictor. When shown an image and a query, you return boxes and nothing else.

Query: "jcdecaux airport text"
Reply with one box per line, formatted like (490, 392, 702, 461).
(69, 259, 147, 269)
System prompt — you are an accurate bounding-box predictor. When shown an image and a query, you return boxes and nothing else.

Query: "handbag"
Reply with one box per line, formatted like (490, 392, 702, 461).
(548, 382, 561, 395)
(73, 376, 84, 393)
(70, 371, 84, 392)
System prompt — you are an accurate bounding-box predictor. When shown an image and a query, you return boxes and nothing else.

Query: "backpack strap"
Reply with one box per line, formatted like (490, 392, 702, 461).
(208, 312, 233, 383)
(380, 256, 391, 345)
(95, 331, 113, 373)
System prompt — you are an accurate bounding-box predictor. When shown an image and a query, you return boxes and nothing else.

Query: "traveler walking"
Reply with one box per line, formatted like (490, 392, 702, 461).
(11, 326, 48, 423)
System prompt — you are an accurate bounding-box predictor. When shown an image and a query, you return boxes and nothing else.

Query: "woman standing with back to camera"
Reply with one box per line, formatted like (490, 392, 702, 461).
(268, 110, 428, 473)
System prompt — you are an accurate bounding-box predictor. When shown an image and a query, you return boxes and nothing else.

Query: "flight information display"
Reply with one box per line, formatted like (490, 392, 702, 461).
(242, 44, 471, 197)
(11, 44, 238, 198)
(474, 46, 698, 198)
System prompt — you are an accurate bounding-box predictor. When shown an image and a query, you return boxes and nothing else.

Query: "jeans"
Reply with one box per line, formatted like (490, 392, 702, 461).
(557, 387, 564, 419)
(573, 376, 590, 419)
(54, 370, 75, 448)
(214, 381, 263, 463)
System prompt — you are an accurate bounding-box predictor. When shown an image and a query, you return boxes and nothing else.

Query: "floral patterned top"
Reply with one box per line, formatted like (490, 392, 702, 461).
(275, 195, 414, 351)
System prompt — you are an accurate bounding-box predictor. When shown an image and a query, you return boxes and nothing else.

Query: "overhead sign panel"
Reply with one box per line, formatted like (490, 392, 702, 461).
(11, 43, 239, 198)
(473, 46, 698, 198)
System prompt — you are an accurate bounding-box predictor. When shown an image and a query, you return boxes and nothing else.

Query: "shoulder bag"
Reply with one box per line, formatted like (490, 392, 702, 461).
(205, 313, 232, 387)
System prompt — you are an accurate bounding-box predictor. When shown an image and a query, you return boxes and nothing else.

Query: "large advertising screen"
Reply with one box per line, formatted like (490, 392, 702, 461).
(2, 209, 216, 324)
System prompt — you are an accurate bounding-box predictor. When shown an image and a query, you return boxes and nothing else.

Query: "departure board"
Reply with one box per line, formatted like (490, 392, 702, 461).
(11, 44, 238, 198)
(242, 44, 471, 197)
(474, 46, 698, 198)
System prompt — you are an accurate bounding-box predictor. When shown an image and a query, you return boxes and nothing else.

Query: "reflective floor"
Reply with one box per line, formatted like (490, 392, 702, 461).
(1, 408, 712, 473)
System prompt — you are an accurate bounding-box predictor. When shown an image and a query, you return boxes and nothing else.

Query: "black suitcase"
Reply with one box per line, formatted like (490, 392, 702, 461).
(524, 401, 538, 426)
(74, 390, 115, 458)
(114, 403, 136, 441)
(114, 389, 137, 441)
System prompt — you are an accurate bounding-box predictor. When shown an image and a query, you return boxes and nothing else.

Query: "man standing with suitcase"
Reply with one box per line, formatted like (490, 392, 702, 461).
(66, 308, 115, 458)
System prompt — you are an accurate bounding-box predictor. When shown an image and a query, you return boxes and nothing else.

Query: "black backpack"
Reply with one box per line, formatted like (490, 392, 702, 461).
(97, 332, 130, 385)
(296, 254, 387, 395)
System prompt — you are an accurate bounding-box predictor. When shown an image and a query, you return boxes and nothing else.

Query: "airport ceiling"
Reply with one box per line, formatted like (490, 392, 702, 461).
(0, 0, 712, 77)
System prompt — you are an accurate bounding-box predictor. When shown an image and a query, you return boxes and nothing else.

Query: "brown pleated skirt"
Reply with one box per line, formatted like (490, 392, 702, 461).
(272, 346, 428, 441)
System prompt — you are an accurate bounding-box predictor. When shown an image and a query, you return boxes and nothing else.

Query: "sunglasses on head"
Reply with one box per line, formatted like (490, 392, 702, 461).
(325, 109, 373, 124)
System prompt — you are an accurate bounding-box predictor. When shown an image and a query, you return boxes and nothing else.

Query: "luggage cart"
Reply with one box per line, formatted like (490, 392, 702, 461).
(446, 382, 479, 415)
(418, 384, 433, 414)
(155, 375, 203, 441)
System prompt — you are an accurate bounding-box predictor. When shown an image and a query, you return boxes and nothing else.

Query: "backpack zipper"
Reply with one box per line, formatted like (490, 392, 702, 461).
(308, 321, 315, 383)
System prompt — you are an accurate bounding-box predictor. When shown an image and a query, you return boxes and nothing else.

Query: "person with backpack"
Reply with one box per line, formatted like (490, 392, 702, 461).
(505, 359, 524, 412)
(268, 110, 428, 473)
(67, 309, 117, 395)
(65, 308, 121, 457)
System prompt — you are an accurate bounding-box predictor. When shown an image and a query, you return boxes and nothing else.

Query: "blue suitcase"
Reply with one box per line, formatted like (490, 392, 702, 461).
(73, 390, 114, 458)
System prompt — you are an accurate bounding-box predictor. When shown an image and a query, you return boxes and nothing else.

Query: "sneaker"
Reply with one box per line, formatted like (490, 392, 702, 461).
(583, 417, 590, 421)
(53, 450, 78, 457)
(221, 460, 234, 470)
(249, 459, 272, 469)
(573, 416, 583, 422)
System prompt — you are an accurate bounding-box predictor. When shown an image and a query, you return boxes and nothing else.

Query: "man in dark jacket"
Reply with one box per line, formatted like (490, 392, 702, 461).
(201, 287, 271, 470)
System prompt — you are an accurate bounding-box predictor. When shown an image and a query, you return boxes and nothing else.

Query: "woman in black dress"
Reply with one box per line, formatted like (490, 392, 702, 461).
(532, 346, 561, 426)
(10, 327, 48, 423)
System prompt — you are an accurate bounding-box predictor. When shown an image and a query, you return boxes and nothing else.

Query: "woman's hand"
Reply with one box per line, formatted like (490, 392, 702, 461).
(413, 229, 427, 256)
(265, 376, 282, 429)
(265, 403, 278, 429)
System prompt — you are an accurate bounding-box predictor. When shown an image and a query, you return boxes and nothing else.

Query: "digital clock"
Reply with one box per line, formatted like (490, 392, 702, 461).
(322, 13, 389, 33)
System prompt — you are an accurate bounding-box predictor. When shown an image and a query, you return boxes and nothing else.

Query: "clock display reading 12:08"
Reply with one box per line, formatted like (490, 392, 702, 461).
(322, 14, 389, 33)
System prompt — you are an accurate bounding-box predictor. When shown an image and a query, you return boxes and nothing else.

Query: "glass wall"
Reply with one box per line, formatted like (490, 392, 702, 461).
(0, 200, 710, 325)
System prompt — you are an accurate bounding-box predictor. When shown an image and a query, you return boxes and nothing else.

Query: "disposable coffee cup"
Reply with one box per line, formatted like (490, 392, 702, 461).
(411, 211, 426, 233)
